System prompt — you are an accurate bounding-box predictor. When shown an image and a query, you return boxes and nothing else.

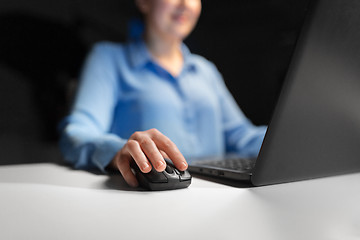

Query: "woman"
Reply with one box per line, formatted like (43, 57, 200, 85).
(59, 0, 267, 187)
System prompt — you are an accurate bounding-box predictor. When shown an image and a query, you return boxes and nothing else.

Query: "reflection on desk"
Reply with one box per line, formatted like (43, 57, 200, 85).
(0, 163, 359, 240)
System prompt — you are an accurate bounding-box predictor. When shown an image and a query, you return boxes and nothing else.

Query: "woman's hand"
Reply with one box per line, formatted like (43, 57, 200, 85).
(109, 128, 188, 187)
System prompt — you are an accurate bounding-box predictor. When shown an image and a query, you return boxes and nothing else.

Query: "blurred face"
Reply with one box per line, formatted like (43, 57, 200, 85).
(137, 0, 202, 41)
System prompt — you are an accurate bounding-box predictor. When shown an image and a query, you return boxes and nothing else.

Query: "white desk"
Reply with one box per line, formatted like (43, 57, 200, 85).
(0, 163, 359, 240)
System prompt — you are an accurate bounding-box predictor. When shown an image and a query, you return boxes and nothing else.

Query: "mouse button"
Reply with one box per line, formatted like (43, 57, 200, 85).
(179, 170, 192, 182)
(165, 164, 174, 174)
(173, 168, 180, 175)
(145, 168, 168, 183)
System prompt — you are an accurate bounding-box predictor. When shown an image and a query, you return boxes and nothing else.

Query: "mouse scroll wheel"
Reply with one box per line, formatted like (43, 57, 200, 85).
(165, 164, 174, 174)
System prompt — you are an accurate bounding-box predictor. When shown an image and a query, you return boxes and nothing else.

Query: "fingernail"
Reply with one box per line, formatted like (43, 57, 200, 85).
(156, 160, 165, 169)
(141, 162, 151, 171)
(182, 161, 188, 169)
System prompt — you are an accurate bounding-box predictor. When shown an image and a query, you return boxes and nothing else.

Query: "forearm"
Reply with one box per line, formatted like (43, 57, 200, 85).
(225, 123, 267, 157)
(58, 43, 123, 171)
(59, 123, 126, 172)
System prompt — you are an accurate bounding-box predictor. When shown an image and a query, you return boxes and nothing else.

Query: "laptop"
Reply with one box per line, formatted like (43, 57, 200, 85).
(188, 0, 360, 186)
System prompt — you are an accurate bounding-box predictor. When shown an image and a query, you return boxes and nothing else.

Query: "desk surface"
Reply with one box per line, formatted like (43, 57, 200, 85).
(0, 163, 359, 240)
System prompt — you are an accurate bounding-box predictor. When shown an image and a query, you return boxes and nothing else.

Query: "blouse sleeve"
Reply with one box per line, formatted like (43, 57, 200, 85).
(58, 43, 127, 172)
(210, 63, 267, 157)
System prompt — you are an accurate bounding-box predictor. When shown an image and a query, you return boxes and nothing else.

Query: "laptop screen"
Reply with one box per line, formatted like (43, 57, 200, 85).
(252, 0, 360, 185)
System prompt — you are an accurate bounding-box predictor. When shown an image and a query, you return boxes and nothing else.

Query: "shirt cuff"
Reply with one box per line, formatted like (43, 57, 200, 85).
(92, 134, 127, 172)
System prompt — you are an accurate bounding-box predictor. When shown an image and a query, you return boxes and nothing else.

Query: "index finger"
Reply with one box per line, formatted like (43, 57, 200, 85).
(151, 131, 188, 171)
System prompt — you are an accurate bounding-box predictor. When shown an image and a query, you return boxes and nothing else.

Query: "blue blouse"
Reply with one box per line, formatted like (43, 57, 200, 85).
(59, 39, 267, 172)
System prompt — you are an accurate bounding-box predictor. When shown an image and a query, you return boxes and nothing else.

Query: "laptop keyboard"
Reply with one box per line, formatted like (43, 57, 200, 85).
(200, 157, 256, 171)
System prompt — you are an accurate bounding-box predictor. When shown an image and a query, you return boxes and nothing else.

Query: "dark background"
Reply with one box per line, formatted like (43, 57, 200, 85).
(0, 0, 310, 165)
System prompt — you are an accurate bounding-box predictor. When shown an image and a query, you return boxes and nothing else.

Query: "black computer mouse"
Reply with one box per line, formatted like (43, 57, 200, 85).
(131, 158, 192, 191)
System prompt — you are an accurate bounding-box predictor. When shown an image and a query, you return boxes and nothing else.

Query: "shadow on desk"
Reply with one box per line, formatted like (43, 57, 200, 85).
(76, 166, 255, 191)
(104, 174, 150, 192)
(190, 172, 254, 188)
(66, 166, 148, 192)
(105, 170, 254, 190)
